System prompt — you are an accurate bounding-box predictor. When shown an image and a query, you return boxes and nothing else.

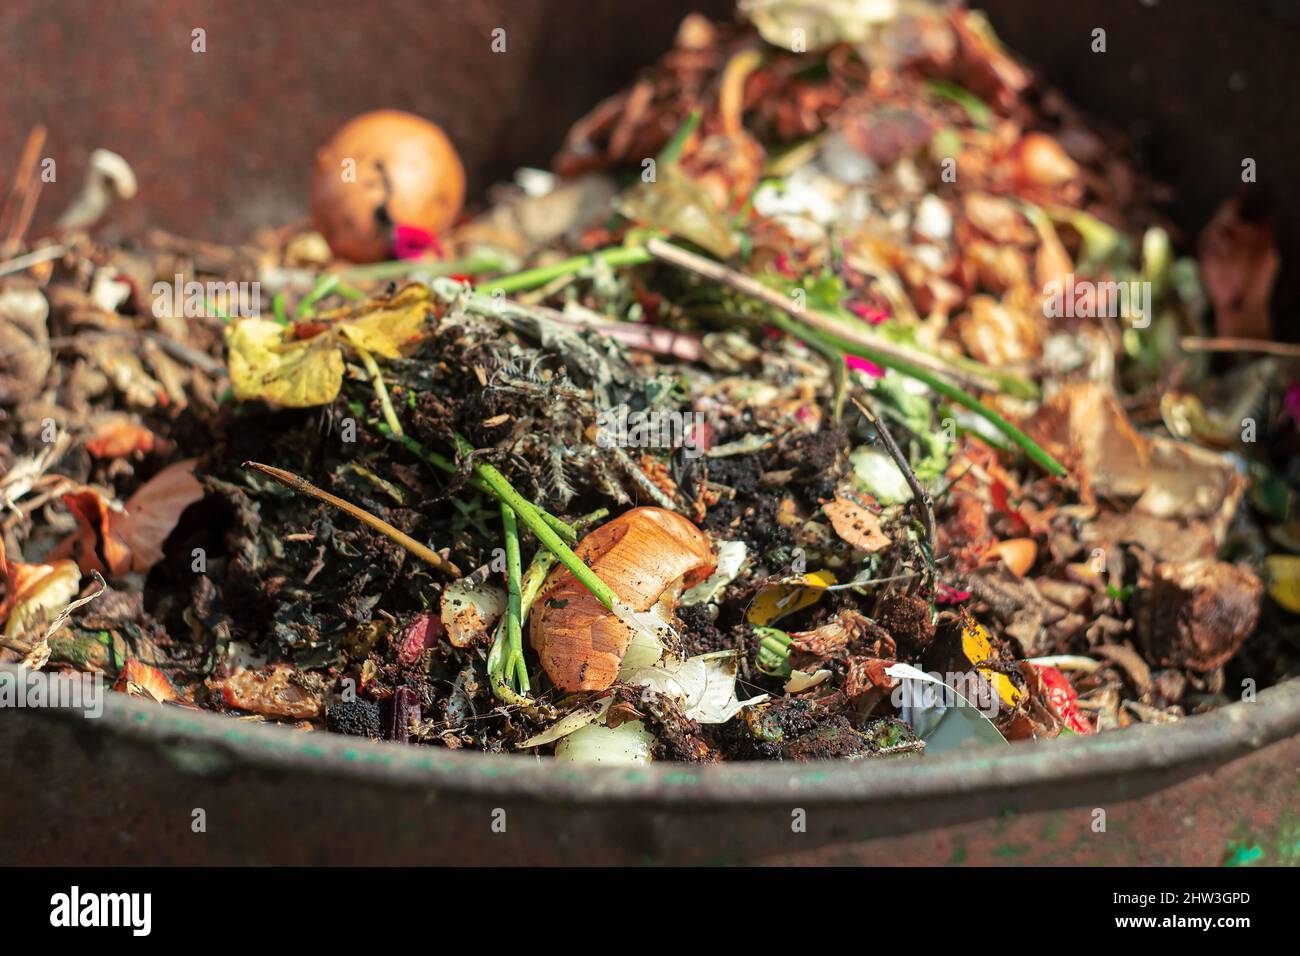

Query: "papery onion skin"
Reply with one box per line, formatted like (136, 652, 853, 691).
(310, 110, 465, 263)
(441, 576, 506, 648)
(529, 507, 715, 692)
(553, 720, 656, 765)
(1010, 132, 1079, 189)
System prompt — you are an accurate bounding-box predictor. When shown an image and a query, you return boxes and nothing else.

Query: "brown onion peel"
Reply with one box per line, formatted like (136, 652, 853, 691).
(488, 508, 609, 705)
(310, 109, 466, 263)
(529, 507, 716, 692)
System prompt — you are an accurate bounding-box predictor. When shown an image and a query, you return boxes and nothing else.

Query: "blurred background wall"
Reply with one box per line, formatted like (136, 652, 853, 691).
(1, 0, 1296, 324)
(0, 0, 732, 239)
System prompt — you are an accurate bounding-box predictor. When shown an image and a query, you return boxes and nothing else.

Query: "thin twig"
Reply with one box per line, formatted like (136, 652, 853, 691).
(851, 394, 936, 563)
(645, 236, 1020, 395)
(20, 570, 108, 669)
(243, 461, 460, 576)
(0, 125, 47, 255)
(648, 238, 1065, 476)
(0, 243, 65, 278)
(1180, 336, 1300, 358)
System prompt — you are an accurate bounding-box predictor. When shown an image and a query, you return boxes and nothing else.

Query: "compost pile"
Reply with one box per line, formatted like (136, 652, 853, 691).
(2, 0, 1297, 764)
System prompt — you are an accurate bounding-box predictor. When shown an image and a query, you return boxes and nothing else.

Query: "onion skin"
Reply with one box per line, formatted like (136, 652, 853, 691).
(529, 507, 715, 692)
(992, 537, 1037, 577)
(310, 109, 465, 263)
(1009, 132, 1079, 188)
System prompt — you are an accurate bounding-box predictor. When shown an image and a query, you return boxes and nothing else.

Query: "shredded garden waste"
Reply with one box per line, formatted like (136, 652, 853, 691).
(2, 0, 1296, 765)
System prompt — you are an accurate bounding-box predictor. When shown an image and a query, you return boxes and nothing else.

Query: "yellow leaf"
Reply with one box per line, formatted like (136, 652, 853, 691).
(333, 285, 433, 358)
(618, 166, 737, 259)
(747, 569, 837, 626)
(226, 319, 344, 408)
(960, 611, 1022, 708)
(225, 286, 432, 408)
(1265, 555, 1300, 613)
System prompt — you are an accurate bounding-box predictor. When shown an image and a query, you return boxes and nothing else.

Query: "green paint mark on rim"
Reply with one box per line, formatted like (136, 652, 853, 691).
(1223, 842, 1264, 867)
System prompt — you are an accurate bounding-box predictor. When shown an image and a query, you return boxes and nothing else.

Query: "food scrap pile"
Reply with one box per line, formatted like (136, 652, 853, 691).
(3, 1, 1297, 764)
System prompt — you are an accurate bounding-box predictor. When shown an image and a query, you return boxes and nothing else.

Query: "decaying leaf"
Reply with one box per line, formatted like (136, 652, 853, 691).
(0, 541, 81, 638)
(58, 458, 204, 577)
(1198, 199, 1278, 341)
(747, 568, 837, 626)
(1134, 436, 1247, 531)
(741, 0, 900, 52)
(221, 664, 324, 719)
(823, 489, 890, 552)
(83, 413, 163, 459)
(0, 284, 52, 403)
(1264, 555, 1300, 614)
(1137, 559, 1263, 672)
(225, 284, 434, 407)
(618, 165, 738, 259)
(225, 319, 344, 408)
(629, 651, 767, 724)
(1026, 382, 1149, 498)
(991, 537, 1036, 577)
(113, 659, 180, 703)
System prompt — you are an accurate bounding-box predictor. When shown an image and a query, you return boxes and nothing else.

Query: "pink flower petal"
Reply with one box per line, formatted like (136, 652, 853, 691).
(848, 301, 891, 325)
(845, 354, 884, 377)
(392, 224, 441, 261)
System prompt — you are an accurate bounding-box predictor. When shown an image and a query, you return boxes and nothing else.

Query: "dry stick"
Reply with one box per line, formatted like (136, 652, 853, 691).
(646, 238, 1066, 477)
(0, 125, 47, 255)
(644, 237, 1002, 394)
(609, 442, 680, 512)
(243, 461, 461, 577)
(850, 395, 936, 563)
(1180, 336, 1300, 359)
(0, 243, 65, 278)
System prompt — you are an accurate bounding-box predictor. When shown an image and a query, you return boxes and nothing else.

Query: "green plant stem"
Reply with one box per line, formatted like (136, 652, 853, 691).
(500, 502, 528, 692)
(644, 236, 1032, 397)
(657, 110, 701, 166)
(754, 626, 792, 677)
(297, 273, 364, 319)
(348, 402, 578, 543)
(343, 253, 509, 283)
(488, 509, 607, 704)
(458, 434, 619, 612)
(482, 245, 654, 296)
(777, 315, 1067, 477)
(356, 347, 404, 438)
